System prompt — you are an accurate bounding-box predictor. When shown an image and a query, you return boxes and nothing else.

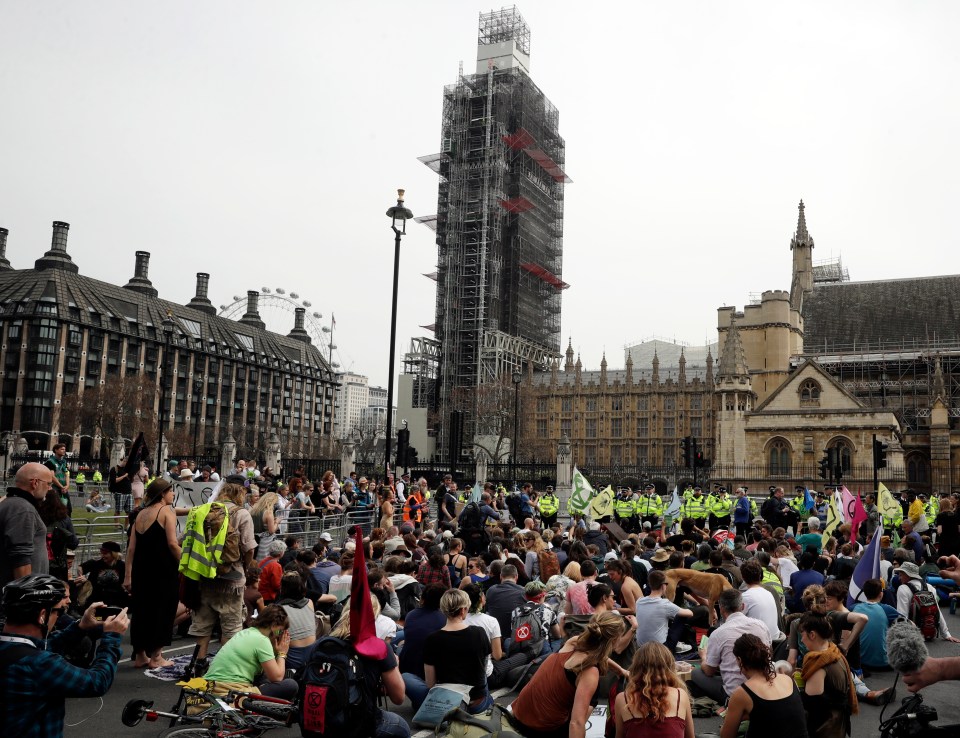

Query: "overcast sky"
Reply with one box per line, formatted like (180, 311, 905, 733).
(2, 2, 958, 386)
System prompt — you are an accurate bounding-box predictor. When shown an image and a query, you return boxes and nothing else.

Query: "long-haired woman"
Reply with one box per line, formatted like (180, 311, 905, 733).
(614, 641, 694, 738)
(511, 611, 625, 738)
(720, 633, 807, 738)
(250, 491, 279, 561)
(123, 478, 182, 668)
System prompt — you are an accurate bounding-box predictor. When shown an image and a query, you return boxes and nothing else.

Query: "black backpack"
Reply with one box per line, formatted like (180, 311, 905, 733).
(297, 636, 379, 738)
(459, 502, 482, 532)
(506, 493, 524, 525)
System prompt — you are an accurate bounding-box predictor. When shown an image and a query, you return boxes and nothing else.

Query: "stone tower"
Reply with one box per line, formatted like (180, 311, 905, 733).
(715, 316, 756, 465)
(790, 200, 815, 311)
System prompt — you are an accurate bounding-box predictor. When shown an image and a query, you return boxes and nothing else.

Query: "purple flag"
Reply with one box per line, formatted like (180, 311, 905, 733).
(847, 526, 881, 608)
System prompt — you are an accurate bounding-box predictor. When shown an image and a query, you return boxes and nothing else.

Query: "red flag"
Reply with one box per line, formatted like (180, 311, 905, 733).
(349, 525, 386, 659)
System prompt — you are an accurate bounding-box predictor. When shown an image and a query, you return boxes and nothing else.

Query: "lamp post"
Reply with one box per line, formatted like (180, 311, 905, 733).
(512, 370, 522, 490)
(157, 314, 174, 474)
(384, 189, 412, 482)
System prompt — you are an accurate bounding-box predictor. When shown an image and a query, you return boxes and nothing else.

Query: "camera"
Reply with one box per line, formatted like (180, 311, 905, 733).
(94, 606, 123, 622)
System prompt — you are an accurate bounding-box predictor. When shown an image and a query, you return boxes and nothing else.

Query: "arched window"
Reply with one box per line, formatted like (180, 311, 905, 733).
(828, 439, 853, 473)
(768, 439, 791, 476)
(907, 456, 930, 485)
(799, 379, 821, 407)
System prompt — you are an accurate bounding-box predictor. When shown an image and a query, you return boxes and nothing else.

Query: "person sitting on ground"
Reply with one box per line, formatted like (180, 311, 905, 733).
(634, 569, 694, 653)
(404, 589, 492, 714)
(398, 584, 446, 681)
(462, 582, 529, 688)
(243, 566, 265, 626)
(510, 611, 626, 738)
(201, 604, 298, 699)
(720, 634, 807, 738)
(614, 641, 696, 738)
(604, 558, 644, 615)
(257, 540, 287, 605)
(0, 574, 130, 737)
(515, 579, 566, 655)
(564, 559, 599, 616)
(740, 560, 784, 641)
(788, 552, 825, 613)
(274, 572, 317, 672)
(484, 563, 527, 636)
(84, 489, 111, 514)
(797, 611, 858, 738)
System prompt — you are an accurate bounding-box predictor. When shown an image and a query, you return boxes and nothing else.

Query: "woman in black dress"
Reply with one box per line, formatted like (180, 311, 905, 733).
(123, 478, 182, 668)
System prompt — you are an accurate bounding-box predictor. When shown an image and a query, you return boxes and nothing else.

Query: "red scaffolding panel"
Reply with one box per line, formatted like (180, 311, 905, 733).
(524, 148, 572, 183)
(520, 262, 569, 290)
(502, 127, 536, 150)
(499, 196, 535, 213)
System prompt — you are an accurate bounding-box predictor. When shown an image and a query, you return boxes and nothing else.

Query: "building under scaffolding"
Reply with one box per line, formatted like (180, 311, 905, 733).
(418, 7, 570, 456)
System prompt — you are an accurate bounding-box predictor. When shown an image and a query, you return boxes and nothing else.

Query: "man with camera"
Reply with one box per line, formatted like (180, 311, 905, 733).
(0, 574, 129, 736)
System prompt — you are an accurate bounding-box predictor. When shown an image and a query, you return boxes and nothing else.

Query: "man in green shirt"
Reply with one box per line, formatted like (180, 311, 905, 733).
(43, 444, 71, 516)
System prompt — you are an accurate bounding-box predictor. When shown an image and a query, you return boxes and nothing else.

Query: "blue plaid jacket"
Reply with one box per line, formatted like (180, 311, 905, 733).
(0, 622, 121, 737)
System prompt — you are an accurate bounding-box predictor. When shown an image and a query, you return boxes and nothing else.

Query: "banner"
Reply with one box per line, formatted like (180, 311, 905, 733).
(847, 526, 882, 607)
(590, 485, 615, 520)
(821, 495, 841, 546)
(841, 487, 867, 539)
(568, 467, 594, 514)
(173, 479, 220, 534)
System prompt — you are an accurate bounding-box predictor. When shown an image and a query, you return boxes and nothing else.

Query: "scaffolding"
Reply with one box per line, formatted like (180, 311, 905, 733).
(812, 256, 850, 284)
(418, 9, 569, 452)
(402, 337, 441, 410)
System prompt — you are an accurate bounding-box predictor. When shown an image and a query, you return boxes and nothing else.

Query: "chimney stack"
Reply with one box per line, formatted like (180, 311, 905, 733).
(0, 227, 11, 271)
(239, 290, 265, 329)
(287, 307, 312, 344)
(35, 220, 79, 273)
(186, 272, 217, 315)
(123, 250, 158, 297)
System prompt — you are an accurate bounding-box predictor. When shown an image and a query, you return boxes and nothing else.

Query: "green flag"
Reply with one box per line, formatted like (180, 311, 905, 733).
(568, 466, 594, 514)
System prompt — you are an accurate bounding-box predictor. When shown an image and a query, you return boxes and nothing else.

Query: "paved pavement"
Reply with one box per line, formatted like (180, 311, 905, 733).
(64, 614, 960, 737)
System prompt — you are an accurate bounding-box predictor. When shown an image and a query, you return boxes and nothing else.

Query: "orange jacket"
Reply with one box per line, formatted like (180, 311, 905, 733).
(403, 490, 425, 523)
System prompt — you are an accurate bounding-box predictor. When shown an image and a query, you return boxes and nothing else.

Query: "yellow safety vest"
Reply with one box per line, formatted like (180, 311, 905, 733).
(684, 495, 708, 520)
(179, 502, 230, 581)
(539, 494, 559, 516)
(75, 473, 86, 484)
(615, 496, 635, 517)
(92, 471, 103, 482)
(711, 495, 733, 517)
(637, 494, 663, 517)
(926, 499, 939, 526)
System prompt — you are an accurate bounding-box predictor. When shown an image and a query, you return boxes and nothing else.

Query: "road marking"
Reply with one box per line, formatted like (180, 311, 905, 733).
(119, 644, 196, 664)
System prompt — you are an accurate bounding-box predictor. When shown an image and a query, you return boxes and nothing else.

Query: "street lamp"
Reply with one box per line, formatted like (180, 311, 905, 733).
(512, 370, 522, 490)
(157, 313, 175, 473)
(384, 189, 413, 481)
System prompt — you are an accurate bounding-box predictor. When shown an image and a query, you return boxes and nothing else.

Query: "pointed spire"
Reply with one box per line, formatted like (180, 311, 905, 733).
(718, 316, 749, 378)
(575, 353, 582, 372)
(706, 347, 714, 383)
(625, 352, 633, 385)
(564, 337, 575, 372)
(600, 352, 607, 369)
(678, 347, 686, 383)
(651, 349, 660, 384)
(933, 355, 948, 405)
(790, 199, 815, 251)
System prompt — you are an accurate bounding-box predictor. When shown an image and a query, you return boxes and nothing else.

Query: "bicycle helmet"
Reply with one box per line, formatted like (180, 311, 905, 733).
(2, 574, 66, 621)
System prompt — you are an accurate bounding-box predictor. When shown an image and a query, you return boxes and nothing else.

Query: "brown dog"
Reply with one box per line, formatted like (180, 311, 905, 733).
(663, 569, 734, 625)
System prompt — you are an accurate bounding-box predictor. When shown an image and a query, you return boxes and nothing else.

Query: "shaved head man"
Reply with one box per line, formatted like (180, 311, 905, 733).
(1, 463, 53, 583)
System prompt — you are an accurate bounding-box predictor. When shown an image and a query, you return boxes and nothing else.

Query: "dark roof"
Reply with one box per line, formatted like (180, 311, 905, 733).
(802, 275, 960, 352)
(0, 267, 334, 379)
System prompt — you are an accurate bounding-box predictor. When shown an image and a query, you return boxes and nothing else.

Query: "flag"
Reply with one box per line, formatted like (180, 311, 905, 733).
(331, 313, 336, 329)
(568, 467, 594, 514)
(349, 525, 386, 659)
(468, 483, 482, 504)
(664, 485, 682, 520)
(124, 432, 149, 476)
(803, 487, 816, 512)
(590, 485, 615, 519)
(877, 482, 901, 520)
(821, 495, 841, 546)
(847, 526, 882, 607)
(841, 487, 867, 540)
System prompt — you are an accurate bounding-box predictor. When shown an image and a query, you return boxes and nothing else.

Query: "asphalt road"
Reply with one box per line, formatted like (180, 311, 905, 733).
(64, 614, 960, 738)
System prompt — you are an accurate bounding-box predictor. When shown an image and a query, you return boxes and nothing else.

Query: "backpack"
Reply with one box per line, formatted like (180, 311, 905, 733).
(297, 636, 379, 738)
(506, 493, 524, 525)
(537, 550, 560, 583)
(202, 502, 241, 577)
(508, 601, 546, 657)
(907, 581, 939, 641)
(459, 502, 482, 532)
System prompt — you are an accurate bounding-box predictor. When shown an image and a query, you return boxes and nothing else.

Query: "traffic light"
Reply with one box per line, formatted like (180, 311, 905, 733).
(694, 450, 705, 468)
(818, 455, 830, 480)
(680, 436, 692, 467)
(873, 437, 888, 470)
(396, 427, 410, 468)
(406, 446, 418, 467)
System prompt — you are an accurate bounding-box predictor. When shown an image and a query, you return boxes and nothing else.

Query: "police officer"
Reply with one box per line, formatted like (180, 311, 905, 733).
(683, 485, 709, 524)
(538, 485, 559, 529)
(614, 487, 636, 532)
(636, 483, 663, 530)
(682, 482, 695, 503)
(709, 486, 733, 530)
(789, 486, 808, 525)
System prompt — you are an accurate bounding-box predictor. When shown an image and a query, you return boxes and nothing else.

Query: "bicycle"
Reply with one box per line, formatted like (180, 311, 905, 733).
(121, 685, 296, 738)
(879, 693, 960, 738)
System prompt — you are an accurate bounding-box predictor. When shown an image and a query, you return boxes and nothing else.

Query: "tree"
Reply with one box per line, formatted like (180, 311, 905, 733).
(450, 374, 518, 463)
(57, 374, 160, 456)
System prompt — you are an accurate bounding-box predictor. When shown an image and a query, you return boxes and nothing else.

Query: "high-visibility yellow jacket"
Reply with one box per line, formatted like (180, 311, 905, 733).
(711, 495, 733, 518)
(92, 470, 103, 482)
(615, 496, 636, 518)
(539, 494, 559, 516)
(637, 494, 663, 517)
(180, 502, 230, 581)
(926, 498, 940, 526)
(683, 495, 708, 520)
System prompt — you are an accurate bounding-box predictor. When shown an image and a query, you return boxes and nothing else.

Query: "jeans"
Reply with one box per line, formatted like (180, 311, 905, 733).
(377, 709, 412, 738)
(690, 666, 727, 705)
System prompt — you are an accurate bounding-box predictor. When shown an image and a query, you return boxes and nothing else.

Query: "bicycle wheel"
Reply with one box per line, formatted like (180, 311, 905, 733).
(157, 728, 217, 738)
